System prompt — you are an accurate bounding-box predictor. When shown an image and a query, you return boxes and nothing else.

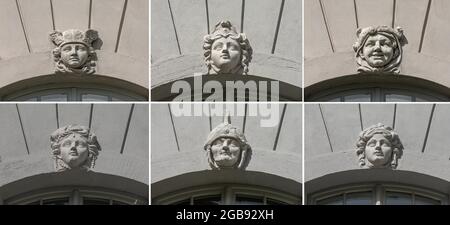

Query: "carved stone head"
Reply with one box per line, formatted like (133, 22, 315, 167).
(204, 113, 251, 170)
(49, 29, 98, 74)
(356, 123, 403, 169)
(203, 21, 253, 75)
(50, 125, 101, 172)
(353, 26, 407, 74)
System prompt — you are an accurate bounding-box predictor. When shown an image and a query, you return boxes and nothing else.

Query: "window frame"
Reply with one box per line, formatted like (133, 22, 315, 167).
(4, 187, 148, 205)
(309, 85, 449, 102)
(2, 85, 147, 101)
(153, 184, 300, 205)
(309, 183, 448, 205)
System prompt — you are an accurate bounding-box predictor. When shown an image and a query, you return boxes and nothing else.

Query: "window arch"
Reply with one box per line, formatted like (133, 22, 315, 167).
(153, 184, 300, 205)
(309, 183, 447, 205)
(306, 75, 450, 102)
(4, 187, 148, 205)
(1, 85, 147, 101)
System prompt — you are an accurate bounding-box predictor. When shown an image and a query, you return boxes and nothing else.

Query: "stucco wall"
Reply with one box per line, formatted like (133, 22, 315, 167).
(305, 103, 450, 193)
(151, 103, 302, 197)
(0, 103, 149, 198)
(151, 0, 302, 99)
(305, 0, 450, 96)
(0, 0, 148, 97)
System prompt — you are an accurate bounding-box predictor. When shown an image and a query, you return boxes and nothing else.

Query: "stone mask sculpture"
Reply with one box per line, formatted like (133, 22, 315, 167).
(353, 26, 407, 74)
(203, 21, 253, 75)
(49, 29, 98, 74)
(204, 113, 251, 170)
(50, 125, 101, 172)
(356, 123, 403, 169)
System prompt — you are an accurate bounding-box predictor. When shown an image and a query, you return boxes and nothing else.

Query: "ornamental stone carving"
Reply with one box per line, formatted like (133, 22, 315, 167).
(204, 113, 251, 170)
(353, 26, 407, 74)
(203, 21, 253, 75)
(356, 123, 403, 169)
(49, 29, 98, 74)
(50, 125, 101, 172)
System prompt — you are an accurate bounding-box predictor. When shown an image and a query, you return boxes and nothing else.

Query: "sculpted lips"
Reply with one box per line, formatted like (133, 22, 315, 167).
(69, 150, 78, 156)
(220, 53, 230, 59)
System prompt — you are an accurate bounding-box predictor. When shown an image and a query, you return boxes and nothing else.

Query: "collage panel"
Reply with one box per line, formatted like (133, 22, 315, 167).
(305, 103, 450, 205)
(151, 103, 301, 205)
(151, 0, 302, 101)
(0, 103, 149, 205)
(0, 0, 149, 101)
(304, 0, 450, 102)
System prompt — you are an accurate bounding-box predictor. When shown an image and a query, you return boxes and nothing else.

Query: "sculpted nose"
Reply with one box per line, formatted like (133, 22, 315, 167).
(375, 142, 381, 150)
(374, 42, 382, 50)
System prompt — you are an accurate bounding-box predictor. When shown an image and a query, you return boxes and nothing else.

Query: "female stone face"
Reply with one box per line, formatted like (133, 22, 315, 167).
(211, 37, 241, 73)
(362, 34, 395, 68)
(60, 43, 89, 68)
(364, 133, 393, 167)
(59, 133, 89, 168)
(210, 137, 241, 167)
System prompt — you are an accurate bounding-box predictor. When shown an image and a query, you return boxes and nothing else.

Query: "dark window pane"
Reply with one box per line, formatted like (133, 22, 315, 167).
(316, 194, 344, 205)
(344, 94, 371, 102)
(193, 195, 222, 205)
(328, 97, 342, 102)
(385, 94, 412, 102)
(81, 94, 109, 101)
(83, 197, 110, 205)
(345, 192, 372, 205)
(24, 97, 38, 102)
(415, 195, 440, 205)
(41, 94, 68, 101)
(112, 200, 129, 205)
(266, 198, 289, 205)
(385, 192, 412, 205)
(172, 199, 191, 205)
(235, 195, 264, 205)
(42, 197, 70, 205)
(27, 200, 41, 205)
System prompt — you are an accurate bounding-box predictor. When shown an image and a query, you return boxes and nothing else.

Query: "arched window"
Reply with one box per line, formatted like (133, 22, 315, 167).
(310, 184, 447, 205)
(153, 185, 300, 205)
(5, 187, 148, 205)
(2, 86, 147, 101)
(311, 87, 447, 102)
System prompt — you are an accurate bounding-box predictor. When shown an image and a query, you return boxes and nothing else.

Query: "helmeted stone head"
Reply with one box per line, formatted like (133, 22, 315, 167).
(204, 113, 251, 170)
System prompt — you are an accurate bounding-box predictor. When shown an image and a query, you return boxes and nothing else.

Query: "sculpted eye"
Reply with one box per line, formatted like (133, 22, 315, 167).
(213, 43, 223, 50)
(367, 142, 375, 147)
(62, 140, 72, 147)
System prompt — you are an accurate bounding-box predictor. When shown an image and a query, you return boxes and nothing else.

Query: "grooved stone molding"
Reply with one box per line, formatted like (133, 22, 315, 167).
(353, 26, 407, 74)
(50, 125, 101, 172)
(356, 123, 404, 169)
(204, 113, 251, 170)
(49, 29, 99, 74)
(203, 21, 253, 75)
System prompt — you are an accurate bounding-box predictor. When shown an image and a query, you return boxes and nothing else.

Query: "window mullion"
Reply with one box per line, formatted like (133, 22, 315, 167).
(375, 185, 383, 205)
